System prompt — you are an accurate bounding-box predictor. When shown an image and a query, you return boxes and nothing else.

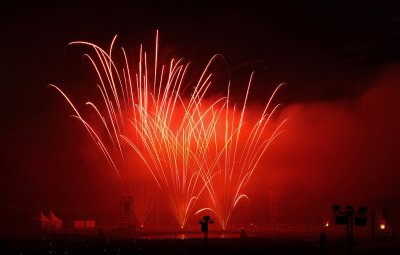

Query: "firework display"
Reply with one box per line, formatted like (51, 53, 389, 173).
(50, 31, 286, 229)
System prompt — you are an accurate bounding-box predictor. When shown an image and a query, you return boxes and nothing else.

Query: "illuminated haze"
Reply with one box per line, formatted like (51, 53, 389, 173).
(1, 1, 400, 231)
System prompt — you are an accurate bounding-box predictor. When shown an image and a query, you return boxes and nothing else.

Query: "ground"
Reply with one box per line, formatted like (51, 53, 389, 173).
(1, 231, 399, 255)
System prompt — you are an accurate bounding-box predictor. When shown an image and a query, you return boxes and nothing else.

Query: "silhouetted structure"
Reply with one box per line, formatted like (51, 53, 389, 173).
(74, 220, 96, 231)
(120, 195, 135, 229)
(48, 210, 63, 231)
(368, 200, 396, 240)
(332, 204, 368, 254)
(31, 210, 62, 232)
(199, 215, 214, 252)
(269, 190, 280, 225)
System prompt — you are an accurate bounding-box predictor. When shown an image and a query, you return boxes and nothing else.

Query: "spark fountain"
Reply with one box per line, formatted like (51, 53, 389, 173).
(50, 31, 286, 229)
(195, 82, 286, 229)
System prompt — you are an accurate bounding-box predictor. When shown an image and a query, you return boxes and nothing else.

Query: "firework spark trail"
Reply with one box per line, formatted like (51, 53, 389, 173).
(50, 31, 285, 229)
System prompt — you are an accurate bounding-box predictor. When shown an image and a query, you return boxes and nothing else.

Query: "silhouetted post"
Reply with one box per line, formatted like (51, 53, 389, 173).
(345, 206, 354, 254)
(371, 210, 376, 239)
(199, 215, 214, 253)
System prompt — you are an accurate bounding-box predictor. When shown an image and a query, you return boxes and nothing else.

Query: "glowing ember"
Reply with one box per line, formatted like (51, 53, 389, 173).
(380, 223, 386, 230)
(50, 31, 285, 229)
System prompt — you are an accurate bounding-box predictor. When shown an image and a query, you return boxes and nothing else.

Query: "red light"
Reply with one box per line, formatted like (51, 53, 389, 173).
(380, 224, 386, 230)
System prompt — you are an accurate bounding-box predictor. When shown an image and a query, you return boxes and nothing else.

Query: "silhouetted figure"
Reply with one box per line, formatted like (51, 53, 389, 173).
(240, 228, 248, 254)
(240, 228, 248, 239)
(318, 232, 328, 255)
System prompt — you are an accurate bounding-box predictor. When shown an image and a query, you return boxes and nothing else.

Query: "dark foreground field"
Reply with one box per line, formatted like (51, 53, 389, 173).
(0, 233, 399, 255)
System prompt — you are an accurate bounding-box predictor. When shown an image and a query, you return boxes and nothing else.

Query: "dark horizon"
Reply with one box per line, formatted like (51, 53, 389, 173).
(1, 1, 400, 232)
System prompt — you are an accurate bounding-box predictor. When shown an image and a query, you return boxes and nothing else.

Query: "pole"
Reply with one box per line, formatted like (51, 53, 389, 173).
(204, 231, 208, 252)
(346, 209, 354, 254)
(371, 210, 376, 239)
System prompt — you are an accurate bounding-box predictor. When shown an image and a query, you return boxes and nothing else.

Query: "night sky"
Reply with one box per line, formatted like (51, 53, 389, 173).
(1, 1, 400, 231)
